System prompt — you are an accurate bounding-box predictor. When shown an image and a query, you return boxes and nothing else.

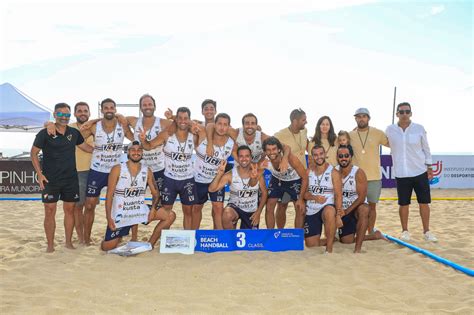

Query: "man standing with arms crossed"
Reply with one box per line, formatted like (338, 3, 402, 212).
(31, 103, 93, 252)
(386, 102, 437, 242)
(349, 108, 388, 235)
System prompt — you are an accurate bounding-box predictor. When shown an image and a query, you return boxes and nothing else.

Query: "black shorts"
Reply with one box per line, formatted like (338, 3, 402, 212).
(41, 178, 80, 203)
(304, 204, 335, 238)
(227, 204, 258, 229)
(338, 210, 358, 238)
(153, 169, 165, 194)
(396, 172, 431, 206)
(104, 225, 132, 241)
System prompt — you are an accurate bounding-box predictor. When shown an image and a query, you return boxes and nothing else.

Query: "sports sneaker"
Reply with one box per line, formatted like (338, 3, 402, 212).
(400, 230, 411, 241)
(424, 231, 438, 242)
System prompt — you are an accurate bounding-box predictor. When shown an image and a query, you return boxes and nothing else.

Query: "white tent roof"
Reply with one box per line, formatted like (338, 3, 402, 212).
(0, 82, 52, 132)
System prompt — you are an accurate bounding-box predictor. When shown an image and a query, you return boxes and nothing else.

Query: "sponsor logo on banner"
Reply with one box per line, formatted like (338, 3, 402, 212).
(430, 160, 443, 185)
(381, 155, 474, 189)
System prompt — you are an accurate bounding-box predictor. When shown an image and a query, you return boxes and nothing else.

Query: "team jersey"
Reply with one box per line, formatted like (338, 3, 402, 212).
(194, 137, 234, 183)
(111, 162, 149, 227)
(134, 117, 164, 172)
(306, 165, 334, 215)
(335, 165, 367, 210)
(163, 133, 195, 180)
(90, 121, 125, 173)
(236, 128, 263, 163)
(228, 167, 260, 213)
(266, 158, 301, 181)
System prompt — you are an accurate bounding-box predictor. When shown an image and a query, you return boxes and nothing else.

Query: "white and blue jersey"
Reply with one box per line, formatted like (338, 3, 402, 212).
(90, 121, 125, 173)
(236, 128, 263, 163)
(194, 137, 234, 184)
(335, 165, 367, 210)
(163, 133, 195, 180)
(306, 165, 335, 216)
(134, 117, 165, 172)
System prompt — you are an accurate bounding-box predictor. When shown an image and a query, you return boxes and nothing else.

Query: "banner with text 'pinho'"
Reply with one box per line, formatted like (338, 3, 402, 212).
(195, 229, 304, 253)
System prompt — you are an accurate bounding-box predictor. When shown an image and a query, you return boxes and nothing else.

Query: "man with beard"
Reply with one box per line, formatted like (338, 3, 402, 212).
(206, 113, 290, 167)
(193, 113, 234, 230)
(209, 145, 268, 229)
(45, 101, 95, 244)
(119, 94, 173, 194)
(262, 137, 307, 229)
(101, 141, 176, 251)
(349, 108, 389, 235)
(165, 98, 217, 127)
(80, 98, 134, 245)
(31, 103, 93, 252)
(141, 107, 200, 230)
(272, 109, 308, 228)
(335, 145, 370, 253)
(304, 145, 342, 252)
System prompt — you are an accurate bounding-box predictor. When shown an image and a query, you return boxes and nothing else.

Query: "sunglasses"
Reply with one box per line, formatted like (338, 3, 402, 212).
(56, 112, 71, 118)
(398, 110, 411, 115)
(338, 153, 350, 158)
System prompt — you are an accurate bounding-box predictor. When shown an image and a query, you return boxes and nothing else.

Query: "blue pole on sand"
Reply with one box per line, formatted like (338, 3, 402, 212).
(384, 233, 474, 277)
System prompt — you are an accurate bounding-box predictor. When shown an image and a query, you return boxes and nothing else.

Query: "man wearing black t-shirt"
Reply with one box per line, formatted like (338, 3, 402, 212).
(31, 103, 93, 253)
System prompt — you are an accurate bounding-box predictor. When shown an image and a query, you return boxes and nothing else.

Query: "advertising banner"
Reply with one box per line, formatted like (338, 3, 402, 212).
(381, 155, 474, 189)
(0, 160, 40, 194)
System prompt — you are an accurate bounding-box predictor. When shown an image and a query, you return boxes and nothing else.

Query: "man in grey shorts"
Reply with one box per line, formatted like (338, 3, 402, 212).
(349, 108, 389, 235)
(70, 102, 95, 244)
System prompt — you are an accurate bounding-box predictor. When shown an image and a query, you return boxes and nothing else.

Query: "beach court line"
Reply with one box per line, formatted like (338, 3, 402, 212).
(383, 233, 474, 277)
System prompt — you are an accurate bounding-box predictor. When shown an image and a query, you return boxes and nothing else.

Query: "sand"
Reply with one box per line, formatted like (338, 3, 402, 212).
(1, 189, 473, 314)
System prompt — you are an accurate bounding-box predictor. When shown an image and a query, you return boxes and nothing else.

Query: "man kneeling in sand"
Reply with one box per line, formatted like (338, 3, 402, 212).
(303, 145, 343, 253)
(101, 141, 176, 251)
(209, 145, 267, 229)
(336, 145, 385, 253)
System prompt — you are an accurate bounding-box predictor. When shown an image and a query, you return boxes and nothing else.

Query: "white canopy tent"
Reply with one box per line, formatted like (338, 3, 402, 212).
(0, 82, 52, 132)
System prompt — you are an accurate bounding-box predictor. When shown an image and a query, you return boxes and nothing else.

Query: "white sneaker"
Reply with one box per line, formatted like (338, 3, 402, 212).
(400, 230, 411, 241)
(424, 231, 438, 242)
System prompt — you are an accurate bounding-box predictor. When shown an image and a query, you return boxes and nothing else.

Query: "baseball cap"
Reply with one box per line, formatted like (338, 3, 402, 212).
(354, 108, 370, 117)
(128, 140, 143, 149)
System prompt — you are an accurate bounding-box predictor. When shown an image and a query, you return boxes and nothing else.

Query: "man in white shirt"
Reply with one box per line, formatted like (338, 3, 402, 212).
(386, 102, 437, 242)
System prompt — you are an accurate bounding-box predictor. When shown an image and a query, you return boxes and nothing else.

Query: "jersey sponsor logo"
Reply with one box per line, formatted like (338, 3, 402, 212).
(124, 188, 145, 197)
(171, 152, 191, 161)
(67, 134, 72, 141)
(309, 186, 324, 194)
(342, 191, 357, 198)
(204, 156, 221, 166)
(101, 143, 121, 151)
(238, 190, 258, 198)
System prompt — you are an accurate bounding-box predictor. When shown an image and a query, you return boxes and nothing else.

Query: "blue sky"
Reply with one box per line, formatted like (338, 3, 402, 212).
(0, 0, 472, 155)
